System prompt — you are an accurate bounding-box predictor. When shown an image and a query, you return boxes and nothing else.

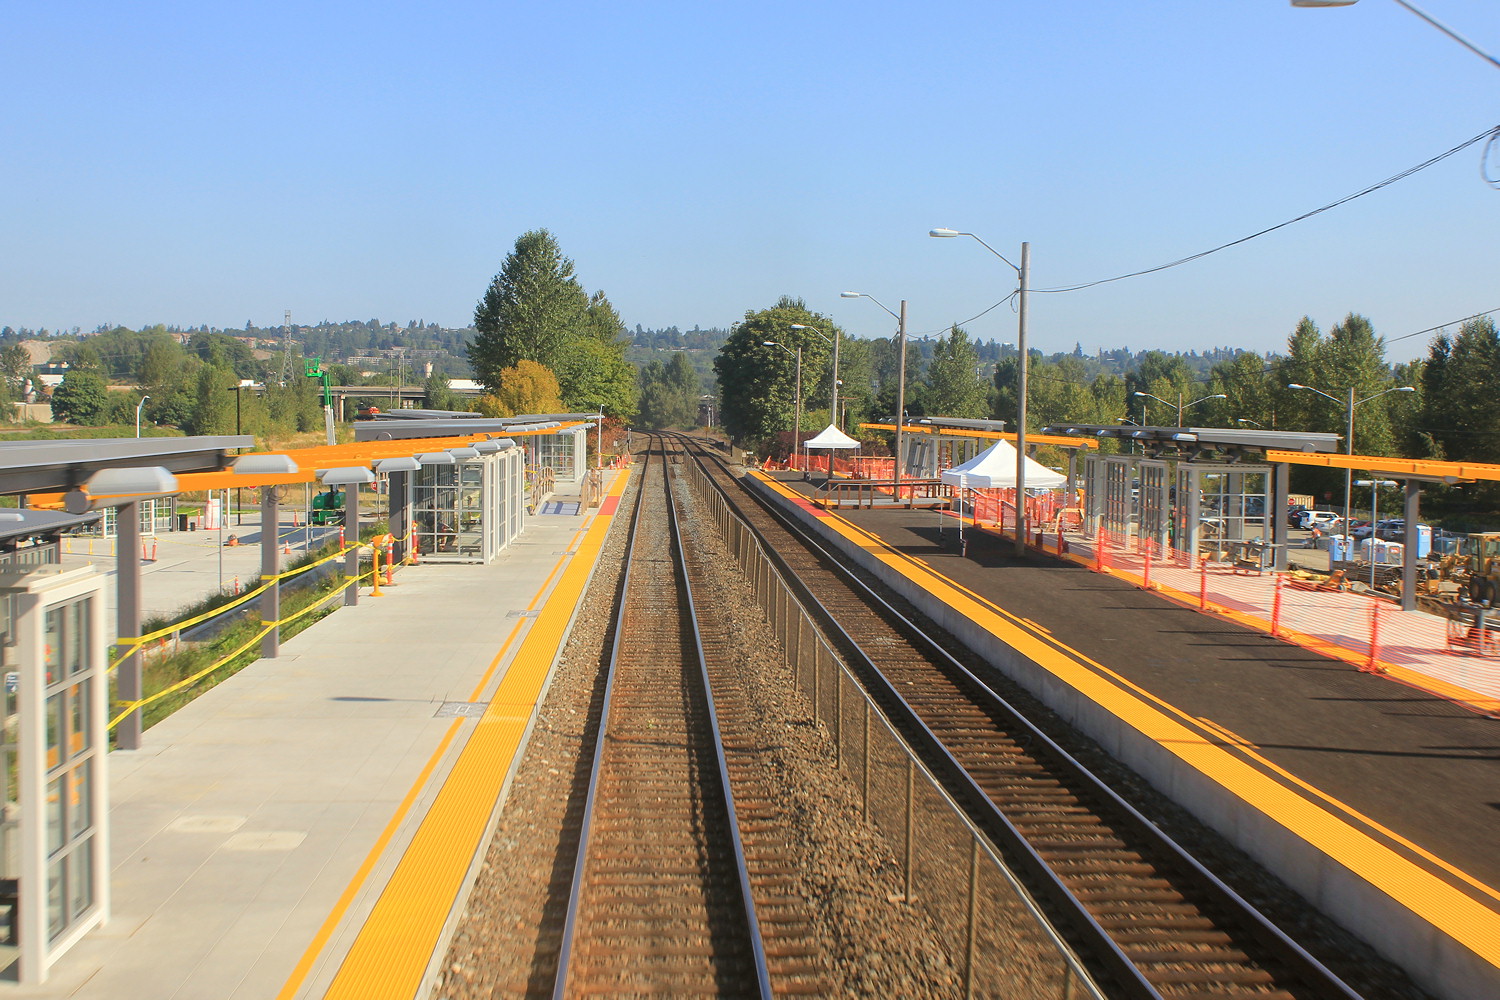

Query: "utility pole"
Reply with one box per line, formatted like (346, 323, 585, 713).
(894, 300, 908, 490)
(278, 310, 294, 386)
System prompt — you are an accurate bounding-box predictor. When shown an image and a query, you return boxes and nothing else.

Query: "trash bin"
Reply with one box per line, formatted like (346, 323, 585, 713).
(177, 513, 189, 532)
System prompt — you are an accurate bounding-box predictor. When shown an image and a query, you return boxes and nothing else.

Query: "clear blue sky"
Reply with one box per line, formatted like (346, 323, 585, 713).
(3, 1, 1495, 361)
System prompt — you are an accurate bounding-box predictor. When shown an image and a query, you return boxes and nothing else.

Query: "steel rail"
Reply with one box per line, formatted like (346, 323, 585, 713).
(679, 434, 1363, 1000)
(550, 437, 771, 999)
(663, 436, 773, 999)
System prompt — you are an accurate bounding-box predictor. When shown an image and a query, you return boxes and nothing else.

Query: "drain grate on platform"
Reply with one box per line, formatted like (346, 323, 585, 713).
(506, 610, 542, 619)
(435, 702, 488, 718)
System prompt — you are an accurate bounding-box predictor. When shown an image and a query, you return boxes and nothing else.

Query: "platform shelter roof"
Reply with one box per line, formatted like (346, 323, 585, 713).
(0, 436, 252, 496)
(1043, 424, 1340, 457)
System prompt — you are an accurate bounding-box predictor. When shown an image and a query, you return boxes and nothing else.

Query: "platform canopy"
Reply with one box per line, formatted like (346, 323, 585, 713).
(940, 439, 1066, 489)
(803, 424, 860, 450)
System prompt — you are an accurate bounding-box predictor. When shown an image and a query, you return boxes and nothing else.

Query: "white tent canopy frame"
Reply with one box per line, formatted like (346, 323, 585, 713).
(802, 423, 860, 481)
(940, 439, 1065, 489)
(941, 440, 1066, 545)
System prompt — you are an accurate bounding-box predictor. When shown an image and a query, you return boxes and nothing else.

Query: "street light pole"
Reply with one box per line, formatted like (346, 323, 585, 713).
(1133, 391, 1227, 427)
(930, 229, 1030, 555)
(789, 323, 837, 425)
(840, 293, 907, 492)
(135, 395, 150, 438)
(1288, 382, 1415, 534)
(1355, 479, 1399, 588)
(764, 342, 803, 473)
(1292, 0, 1500, 72)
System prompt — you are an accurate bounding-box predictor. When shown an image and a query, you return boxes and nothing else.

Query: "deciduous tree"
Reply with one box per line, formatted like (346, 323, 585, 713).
(713, 297, 842, 447)
(474, 360, 565, 417)
(49, 371, 109, 424)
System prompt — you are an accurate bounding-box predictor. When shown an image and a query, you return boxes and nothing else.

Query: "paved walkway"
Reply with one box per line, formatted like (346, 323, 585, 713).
(62, 515, 345, 625)
(1047, 529, 1500, 710)
(8, 476, 621, 997)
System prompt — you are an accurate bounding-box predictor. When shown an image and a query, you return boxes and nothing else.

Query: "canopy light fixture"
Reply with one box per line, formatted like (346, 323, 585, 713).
(233, 454, 299, 476)
(318, 467, 376, 487)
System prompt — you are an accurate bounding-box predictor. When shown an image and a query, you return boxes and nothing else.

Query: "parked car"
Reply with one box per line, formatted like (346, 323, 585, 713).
(1352, 520, 1377, 540)
(1287, 503, 1308, 527)
(1299, 510, 1342, 531)
(1375, 519, 1431, 543)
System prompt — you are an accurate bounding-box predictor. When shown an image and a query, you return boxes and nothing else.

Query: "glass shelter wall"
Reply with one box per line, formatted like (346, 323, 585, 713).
(412, 448, 525, 564)
(1084, 454, 1273, 563)
(530, 427, 588, 485)
(0, 565, 108, 984)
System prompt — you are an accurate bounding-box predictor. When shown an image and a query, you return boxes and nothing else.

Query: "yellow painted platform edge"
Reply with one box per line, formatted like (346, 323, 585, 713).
(289, 470, 631, 1000)
(751, 470, 1500, 967)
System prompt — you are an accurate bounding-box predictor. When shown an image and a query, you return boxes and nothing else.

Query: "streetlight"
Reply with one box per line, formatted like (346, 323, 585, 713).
(840, 292, 908, 492)
(1354, 479, 1400, 589)
(1288, 383, 1415, 537)
(763, 341, 804, 474)
(1236, 418, 1264, 428)
(930, 228, 1030, 556)
(1292, 1, 1500, 72)
(1132, 391, 1227, 427)
(135, 395, 150, 438)
(227, 380, 261, 525)
(789, 323, 838, 425)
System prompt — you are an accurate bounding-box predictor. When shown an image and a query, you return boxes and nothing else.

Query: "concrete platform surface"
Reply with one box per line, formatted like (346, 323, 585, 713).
(8, 482, 615, 999)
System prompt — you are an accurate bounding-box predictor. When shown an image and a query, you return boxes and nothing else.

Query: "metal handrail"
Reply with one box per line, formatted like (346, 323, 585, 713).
(683, 434, 1362, 1000)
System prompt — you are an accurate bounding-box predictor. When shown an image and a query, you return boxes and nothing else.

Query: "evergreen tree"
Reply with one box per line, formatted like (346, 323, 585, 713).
(1416, 317, 1500, 462)
(186, 364, 236, 435)
(924, 325, 987, 419)
(469, 229, 589, 390)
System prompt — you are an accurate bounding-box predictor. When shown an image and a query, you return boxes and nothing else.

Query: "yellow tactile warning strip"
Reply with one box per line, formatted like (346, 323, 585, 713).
(750, 471, 1500, 971)
(280, 470, 631, 1000)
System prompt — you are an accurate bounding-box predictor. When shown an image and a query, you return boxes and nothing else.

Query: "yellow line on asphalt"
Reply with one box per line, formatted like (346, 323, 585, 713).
(754, 472, 1500, 961)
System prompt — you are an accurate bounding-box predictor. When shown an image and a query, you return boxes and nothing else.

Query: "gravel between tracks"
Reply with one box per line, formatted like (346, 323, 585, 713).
(433, 462, 964, 999)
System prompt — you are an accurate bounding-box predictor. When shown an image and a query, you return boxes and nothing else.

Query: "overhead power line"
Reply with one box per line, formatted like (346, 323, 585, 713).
(1033, 123, 1500, 295)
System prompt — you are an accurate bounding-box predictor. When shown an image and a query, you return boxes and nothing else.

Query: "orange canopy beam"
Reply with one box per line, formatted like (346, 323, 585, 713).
(1265, 450, 1500, 483)
(859, 422, 1098, 449)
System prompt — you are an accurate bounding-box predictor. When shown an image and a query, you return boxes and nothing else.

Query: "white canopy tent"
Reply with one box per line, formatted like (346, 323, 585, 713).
(940, 439, 1066, 489)
(803, 424, 860, 450)
(941, 439, 1066, 546)
(803, 424, 860, 481)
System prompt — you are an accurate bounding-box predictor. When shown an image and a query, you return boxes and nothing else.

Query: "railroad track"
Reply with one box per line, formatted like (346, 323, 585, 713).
(553, 437, 809, 998)
(676, 434, 1363, 1000)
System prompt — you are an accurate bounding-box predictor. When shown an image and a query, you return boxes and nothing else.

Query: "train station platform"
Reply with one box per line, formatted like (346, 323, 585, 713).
(752, 470, 1500, 1000)
(8, 471, 630, 1000)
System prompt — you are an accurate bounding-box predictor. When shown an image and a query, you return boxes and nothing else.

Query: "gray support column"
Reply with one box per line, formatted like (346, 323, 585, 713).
(388, 470, 410, 563)
(1403, 480, 1420, 612)
(260, 487, 280, 658)
(115, 501, 143, 750)
(1185, 467, 1203, 562)
(344, 486, 360, 607)
(1227, 471, 1245, 541)
(1271, 461, 1290, 571)
(1066, 450, 1078, 506)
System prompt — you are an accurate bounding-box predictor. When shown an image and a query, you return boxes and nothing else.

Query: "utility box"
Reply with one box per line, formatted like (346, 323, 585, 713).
(0, 565, 109, 983)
